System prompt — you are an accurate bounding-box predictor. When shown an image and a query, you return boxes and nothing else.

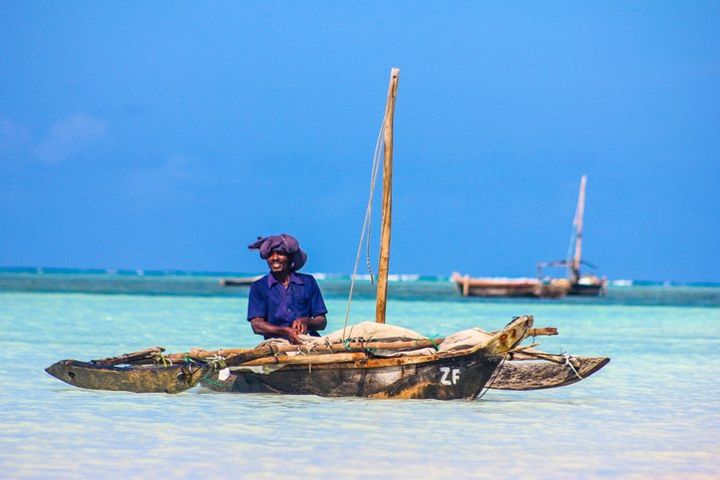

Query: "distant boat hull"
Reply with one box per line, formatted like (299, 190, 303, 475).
(219, 276, 262, 286)
(451, 273, 568, 298)
(568, 283, 605, 296)
(565, 275, 607, 296)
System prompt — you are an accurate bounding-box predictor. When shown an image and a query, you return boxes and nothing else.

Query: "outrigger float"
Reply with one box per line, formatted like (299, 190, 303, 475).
(45, 68, 608, 400)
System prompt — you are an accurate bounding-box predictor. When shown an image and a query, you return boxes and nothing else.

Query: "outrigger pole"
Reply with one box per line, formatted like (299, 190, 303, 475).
(375, 67, 400, 324)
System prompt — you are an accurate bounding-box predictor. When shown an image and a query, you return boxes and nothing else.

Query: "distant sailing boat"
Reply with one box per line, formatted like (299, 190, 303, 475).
(537, 175, 607, 296)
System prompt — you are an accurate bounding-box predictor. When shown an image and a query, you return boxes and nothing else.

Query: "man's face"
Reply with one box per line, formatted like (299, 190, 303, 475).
(267, 250, 291, 274)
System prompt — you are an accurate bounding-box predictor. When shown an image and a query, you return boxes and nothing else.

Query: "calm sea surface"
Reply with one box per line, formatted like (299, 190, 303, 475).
(1, 272, 718, 479)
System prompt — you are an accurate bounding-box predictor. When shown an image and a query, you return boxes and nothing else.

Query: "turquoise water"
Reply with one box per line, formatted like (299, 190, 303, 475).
(1, 274, 719, 478)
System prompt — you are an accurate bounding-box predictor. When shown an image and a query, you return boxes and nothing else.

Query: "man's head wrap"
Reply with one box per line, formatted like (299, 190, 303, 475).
(248, 233, 307, 272)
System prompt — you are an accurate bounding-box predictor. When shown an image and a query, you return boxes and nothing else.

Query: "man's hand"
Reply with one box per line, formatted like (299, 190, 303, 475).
(284, 327, 302, 344)
(291, 318, 308, 335)
(250, 316, 325, 344)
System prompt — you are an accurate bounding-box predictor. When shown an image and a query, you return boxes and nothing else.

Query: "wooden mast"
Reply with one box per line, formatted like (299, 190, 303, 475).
(570, 175, 587, 283)
(375, 67, 400, 324)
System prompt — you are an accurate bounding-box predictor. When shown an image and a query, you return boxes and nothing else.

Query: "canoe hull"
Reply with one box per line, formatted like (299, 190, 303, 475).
(44, 355, 610, 395)
(489, 357, 610, 390)
(203, 350, 503, 400)
(45, 360, 208, 394)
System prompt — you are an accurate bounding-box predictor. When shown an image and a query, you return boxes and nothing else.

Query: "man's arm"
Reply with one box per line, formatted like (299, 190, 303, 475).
(250, 317, 302, 344)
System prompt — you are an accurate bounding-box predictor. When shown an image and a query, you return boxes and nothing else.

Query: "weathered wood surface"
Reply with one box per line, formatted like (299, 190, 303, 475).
(81, 321, 553, 367)
(44, 350, 500, 399)
(527, 327, 558, 337)
(45, 360, 209, 394)
(203, 349, 610, 397)
(204, 349, 502, 400)
(163, 337, 446, 363)
(91, 347, 164, 366)
(43, 316, 610, 397)
(488, 356, 610, 390)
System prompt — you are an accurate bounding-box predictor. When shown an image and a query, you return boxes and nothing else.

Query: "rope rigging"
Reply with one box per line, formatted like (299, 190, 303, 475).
(341, 113, 387, 340)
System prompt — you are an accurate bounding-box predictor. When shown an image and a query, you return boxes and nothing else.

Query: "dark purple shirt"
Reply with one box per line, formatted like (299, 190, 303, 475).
(247, 272, 328, 337)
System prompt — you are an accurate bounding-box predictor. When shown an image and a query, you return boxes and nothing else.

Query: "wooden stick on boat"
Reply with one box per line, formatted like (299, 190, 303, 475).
(123, 320, 555, 366)
(240, 352, 368, 367)
(510, 349, 577, 366)
(160, 347, 270, 363)
(91, 347, 165, 366)
(507, 343, 541, 354)
(159, 337, 444, 364)
(106, 323, 556, 367)
(527, 327, 558, 337)
(221, 337, 442, 367)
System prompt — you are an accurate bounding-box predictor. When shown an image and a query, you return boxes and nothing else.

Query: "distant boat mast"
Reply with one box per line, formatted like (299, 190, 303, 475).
(568, 175, 587, 283)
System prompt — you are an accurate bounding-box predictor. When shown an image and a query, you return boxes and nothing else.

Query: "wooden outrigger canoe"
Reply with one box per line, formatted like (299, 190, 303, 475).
(44, 318, 609, 397)
(45, 315, 536, 399)
(44, 347, 609, 396)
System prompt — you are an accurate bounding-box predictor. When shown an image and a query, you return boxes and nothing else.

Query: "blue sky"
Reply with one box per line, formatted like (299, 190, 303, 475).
(1, 2, 718, 282)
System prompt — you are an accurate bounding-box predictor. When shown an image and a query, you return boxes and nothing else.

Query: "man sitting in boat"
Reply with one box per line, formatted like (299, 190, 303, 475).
(247, 234, 328, 344)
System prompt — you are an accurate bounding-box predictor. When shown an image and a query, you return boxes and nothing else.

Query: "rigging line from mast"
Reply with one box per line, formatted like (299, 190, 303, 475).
(341, 117, 386, 340)
(365, 128, 385, 286)
(563, 219, 576, 277)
